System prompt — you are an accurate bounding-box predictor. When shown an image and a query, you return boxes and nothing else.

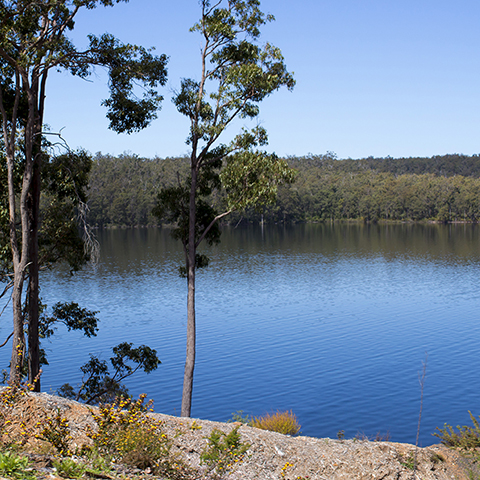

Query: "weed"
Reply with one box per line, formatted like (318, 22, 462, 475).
(190, 419, 202, 430)
(337, 430, 345, 440)
(200, 426, 250, 479)
(80, 447, 113, 477)
(252, 410, 301, 436)
(229, 410, 252, 424)
(0, 451, 35, 479)
(53, 457, 85, 479)
(430, 452, 445, 463)
(434, 411, 480, 450)
(354, 430, 391, 442)
(467, 468, 480, 480)
(280, 461, 294, 478)
(36, 408, 72, 455)
(399, 452, 415, 470)
(87, 394, 195, 479)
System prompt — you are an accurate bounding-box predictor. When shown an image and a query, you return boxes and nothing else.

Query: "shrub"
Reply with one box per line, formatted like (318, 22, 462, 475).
(87, 394, 194, 479)
(434, 411, 480, 450)
(200, 427, 250, 479)
(251, 410, 301, 436)
(36, 408, 72, 455)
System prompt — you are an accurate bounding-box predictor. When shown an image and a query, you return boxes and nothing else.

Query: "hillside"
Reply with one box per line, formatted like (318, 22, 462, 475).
(86, 153, 480, 226)
(2, 390, 474, 480)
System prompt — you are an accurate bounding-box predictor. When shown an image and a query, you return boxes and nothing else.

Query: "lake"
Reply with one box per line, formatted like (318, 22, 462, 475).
(1, 223, 479, 446)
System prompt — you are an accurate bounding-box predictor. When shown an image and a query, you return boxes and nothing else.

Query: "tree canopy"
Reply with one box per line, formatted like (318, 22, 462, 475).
(154, 0, 296, 417)
(85, 152, 480, 227)
(0, 0, 168, 387)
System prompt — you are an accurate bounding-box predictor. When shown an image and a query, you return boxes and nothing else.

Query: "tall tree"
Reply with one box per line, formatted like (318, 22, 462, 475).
(154, 0, 295, 417)
(0, 0, 168, 387)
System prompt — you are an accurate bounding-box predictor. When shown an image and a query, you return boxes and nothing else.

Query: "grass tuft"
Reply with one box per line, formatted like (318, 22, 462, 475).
(251, 410, 301, 436)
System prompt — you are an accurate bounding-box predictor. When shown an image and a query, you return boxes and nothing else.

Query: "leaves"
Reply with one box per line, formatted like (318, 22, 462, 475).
(59, 342, 160, 404)
(221, 151, 296, 211)
(173, 0, 294, 159)
(40, 301, 99, 339)
(159, 0, 296, 259)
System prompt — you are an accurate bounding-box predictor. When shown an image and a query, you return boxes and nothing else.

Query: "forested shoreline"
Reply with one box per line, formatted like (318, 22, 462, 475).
(87, 152, 480, 226)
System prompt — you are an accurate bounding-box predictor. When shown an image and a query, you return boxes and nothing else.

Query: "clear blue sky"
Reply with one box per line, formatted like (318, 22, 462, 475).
(44, 0, 480, 160)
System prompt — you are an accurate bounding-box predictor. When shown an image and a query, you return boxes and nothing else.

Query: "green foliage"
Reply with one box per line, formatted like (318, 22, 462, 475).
(221, 151, 297, 212)
(155, 0, 296, 255)
(88, 154, 190, 227)
(58, 342, 160, 404)
(87, 394, 194, 478)
(39, 150, 95, 272)
(155, 0, 296, 417)
(0, 451, 35, 479)
(40, 302, 99, 340)
(251, 410, 301, 436)
(200, 426, 250, 479)
(53, 457, 85, 479)
(86, 152, 480, 227)
(0, 0, 168, 385)
(229, 410, 252, 424)
(399, 452, 416, 470)
(0, 1, 168, 134)
(434, 411, 480, 450)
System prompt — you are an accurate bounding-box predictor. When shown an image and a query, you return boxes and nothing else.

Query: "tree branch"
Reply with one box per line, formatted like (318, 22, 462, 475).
(0, 332, 14, 348)
(195, 209, 233, 248)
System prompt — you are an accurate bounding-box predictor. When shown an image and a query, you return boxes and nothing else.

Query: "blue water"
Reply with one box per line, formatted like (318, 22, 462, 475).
(1, 223, 479, 446)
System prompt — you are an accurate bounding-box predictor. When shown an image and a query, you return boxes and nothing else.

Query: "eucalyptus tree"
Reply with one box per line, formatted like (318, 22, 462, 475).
(0, 0, 168, 387)
(154, 0, 296, 417)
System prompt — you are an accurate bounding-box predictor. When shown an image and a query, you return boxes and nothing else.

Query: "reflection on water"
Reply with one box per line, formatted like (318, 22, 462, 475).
(0, 223, 479, 445)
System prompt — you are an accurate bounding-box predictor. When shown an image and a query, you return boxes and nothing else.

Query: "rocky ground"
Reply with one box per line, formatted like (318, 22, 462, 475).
(1, 391, 477, 480)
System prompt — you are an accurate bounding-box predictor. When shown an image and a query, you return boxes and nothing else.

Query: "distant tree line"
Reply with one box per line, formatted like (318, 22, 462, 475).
(87, 152, 480, 226)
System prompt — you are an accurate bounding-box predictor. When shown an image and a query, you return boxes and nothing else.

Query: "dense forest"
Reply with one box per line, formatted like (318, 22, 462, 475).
(86, 152, 480, 226)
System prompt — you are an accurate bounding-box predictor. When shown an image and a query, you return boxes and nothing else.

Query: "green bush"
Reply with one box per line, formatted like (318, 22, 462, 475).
(53, 457, 85, 479)
(0, 451, 35, 479)
(251, 410, 301, 436)
(87, 394, 194, 479)
(200, 427, 250, 479)
(434, 411, 480, 450)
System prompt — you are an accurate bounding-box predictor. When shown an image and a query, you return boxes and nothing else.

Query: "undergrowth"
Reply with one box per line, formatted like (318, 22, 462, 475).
(86, 394, 195, 479)
(251, 410, 301, 436)
(0, 451, 35, 479)
(0, 379, 38, 448)
(200, 426, 250, 479)
(434, 411, 480, 450)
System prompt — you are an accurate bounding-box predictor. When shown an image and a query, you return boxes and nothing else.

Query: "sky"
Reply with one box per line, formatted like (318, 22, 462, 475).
(43, 0, 480, 161)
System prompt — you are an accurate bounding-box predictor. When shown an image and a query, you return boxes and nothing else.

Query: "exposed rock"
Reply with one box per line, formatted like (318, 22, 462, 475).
(2, 391, 474, 479)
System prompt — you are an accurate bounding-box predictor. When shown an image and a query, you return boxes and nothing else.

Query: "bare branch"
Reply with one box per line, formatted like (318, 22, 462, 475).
(195, 209, 232, 248)
(0, 332, 14, 349)
(0, 281, 14, 301)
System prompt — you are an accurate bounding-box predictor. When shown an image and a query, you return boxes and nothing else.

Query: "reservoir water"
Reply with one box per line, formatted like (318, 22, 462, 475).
(1, 223, 479, 446)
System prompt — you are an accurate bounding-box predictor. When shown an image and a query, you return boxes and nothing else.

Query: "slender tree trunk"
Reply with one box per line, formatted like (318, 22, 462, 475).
(181, 257, 196, 417)
(27, 76, 44, 390)
(7, 74, 35, 385)
(6, 149, 30, 384)
(181, 166, 198, 417)
(27, 156, 41, 390)
(10, 274, 25, 384)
